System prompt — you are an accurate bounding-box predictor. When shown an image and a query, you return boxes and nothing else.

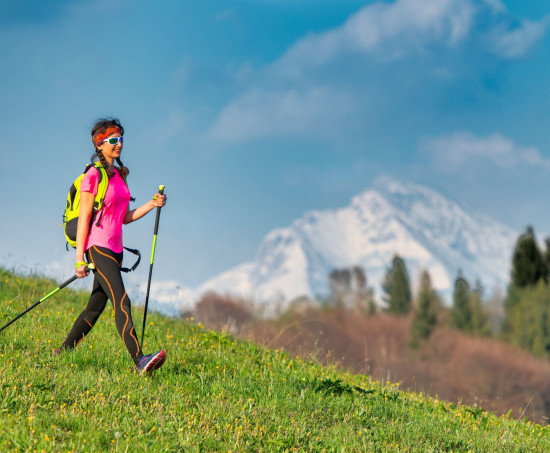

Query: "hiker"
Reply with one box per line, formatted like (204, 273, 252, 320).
(56, 118, 167, 374)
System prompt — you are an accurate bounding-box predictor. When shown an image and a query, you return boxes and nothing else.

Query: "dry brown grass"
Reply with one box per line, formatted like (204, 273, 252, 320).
(194, 292, 251, 333)
(236, 307, 550, 425)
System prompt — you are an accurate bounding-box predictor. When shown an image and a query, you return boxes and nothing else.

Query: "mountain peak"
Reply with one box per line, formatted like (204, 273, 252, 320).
(350, 188, 392, 213)
(197, 180, 517, 308)
(373, 176, 412, 193)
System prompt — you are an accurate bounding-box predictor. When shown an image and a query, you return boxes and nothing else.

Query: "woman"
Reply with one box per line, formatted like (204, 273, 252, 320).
(56, 118, 167, 374)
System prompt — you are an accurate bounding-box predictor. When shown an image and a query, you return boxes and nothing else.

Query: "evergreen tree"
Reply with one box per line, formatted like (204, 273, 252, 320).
(507, 282, 550, 357)
(510, 226, 546, 288)
(470, 279, 488, 336)
(504, 283, 524, 336)
(382, 255, 412, 315)
(544, 238, 550, 281)
(409, 270, 439, 349)
(451, 271, 473, 333)
(506, 226, 547, 338)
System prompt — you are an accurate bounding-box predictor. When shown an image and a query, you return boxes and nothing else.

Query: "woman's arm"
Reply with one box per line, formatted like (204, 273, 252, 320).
(123, 193, 166, 224)
(75, 191, 95, 278)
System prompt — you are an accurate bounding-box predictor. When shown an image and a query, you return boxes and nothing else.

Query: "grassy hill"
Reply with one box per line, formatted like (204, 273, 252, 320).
(239, 305, 550, 426)
(0, 269, 549, 451)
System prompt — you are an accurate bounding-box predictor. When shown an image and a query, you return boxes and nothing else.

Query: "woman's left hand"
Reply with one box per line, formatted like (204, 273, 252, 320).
(124, 193, 167, 224)
(153, 193, 166, 208)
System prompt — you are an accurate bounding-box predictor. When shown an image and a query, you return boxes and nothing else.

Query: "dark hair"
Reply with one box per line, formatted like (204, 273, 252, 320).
(90, 117, 129, 180)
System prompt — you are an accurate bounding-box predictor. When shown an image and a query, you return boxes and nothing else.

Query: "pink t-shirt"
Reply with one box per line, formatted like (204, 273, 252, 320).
(80, 167, 131, 253)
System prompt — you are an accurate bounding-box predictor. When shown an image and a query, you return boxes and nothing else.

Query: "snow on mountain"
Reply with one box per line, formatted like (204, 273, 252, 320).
(196, 178, 518, 308)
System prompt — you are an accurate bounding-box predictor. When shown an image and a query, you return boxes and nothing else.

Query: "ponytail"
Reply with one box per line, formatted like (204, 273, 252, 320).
(116, 157, 129, 180)
(95, 149, 115, 178)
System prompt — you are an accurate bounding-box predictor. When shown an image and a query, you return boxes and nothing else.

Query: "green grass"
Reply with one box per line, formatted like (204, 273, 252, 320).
(0, 269, 549, 452)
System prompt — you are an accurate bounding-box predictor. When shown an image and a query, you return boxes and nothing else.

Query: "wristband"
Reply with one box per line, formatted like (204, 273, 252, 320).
(75, 261, 87, 270)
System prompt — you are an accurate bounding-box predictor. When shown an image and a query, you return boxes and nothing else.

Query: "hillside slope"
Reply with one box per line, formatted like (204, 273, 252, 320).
(0, 269, 548, 451)
(240, 308, 550, 425)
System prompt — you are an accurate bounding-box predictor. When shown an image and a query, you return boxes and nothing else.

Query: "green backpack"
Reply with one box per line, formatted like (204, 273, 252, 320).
(63, 162, 109, 249)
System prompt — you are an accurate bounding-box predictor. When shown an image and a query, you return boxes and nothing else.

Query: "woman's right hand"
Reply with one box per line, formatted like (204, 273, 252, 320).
(75, 191, 95, 277)
(75, 262, 90, 279)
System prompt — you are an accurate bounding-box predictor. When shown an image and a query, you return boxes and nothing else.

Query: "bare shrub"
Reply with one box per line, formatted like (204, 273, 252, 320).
(194, 292, 252, 334)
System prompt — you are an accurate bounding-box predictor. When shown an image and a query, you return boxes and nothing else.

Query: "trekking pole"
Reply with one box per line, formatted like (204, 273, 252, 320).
(140, 185, 165, 350)
(0, 263, 95, 334)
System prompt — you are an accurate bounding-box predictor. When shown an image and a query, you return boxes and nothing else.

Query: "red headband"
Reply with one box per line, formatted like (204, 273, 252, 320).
(93, 127, 122, 148)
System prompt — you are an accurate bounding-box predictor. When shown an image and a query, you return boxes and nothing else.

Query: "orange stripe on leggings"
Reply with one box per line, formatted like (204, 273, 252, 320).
(92, 246, 121, 267)
(130, 327, 139, 357)
(120, 291, 140, 356)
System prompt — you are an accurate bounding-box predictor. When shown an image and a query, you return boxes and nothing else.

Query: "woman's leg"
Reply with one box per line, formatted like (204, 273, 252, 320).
(61, 272, 109, 349)
(87, 245, 143, 364)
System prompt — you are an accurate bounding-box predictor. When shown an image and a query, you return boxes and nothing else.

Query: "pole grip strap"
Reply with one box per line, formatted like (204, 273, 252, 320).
(121, 247, 141, 273)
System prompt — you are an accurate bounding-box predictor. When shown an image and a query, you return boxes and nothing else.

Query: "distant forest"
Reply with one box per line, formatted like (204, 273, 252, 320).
(194, 225, 550, 360)
(322, 225, 550, 358)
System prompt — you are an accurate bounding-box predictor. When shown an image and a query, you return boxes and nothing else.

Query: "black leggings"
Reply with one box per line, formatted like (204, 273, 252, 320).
(62, 246, 143, 364)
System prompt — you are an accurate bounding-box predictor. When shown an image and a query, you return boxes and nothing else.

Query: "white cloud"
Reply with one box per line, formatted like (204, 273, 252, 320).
(487, 17, 550, 58)
(137, 280, 195, 316)
(209, 87, 353, 143)
(422, 132, 550, 171)
(263, 0, 547, 80)
(481, 0, 506, 13)
(277, 0, 475, 75)
(207, 0, 548, 145)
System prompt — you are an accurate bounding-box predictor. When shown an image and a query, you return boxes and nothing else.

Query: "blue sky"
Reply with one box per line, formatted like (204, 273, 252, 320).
(1, 0, 550, 307)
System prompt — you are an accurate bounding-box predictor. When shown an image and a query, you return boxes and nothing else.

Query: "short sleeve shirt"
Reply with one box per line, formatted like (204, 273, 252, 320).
(80, 167, 131, 253)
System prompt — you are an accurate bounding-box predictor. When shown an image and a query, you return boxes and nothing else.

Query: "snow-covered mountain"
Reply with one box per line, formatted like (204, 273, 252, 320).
(196, 178, 518, 307)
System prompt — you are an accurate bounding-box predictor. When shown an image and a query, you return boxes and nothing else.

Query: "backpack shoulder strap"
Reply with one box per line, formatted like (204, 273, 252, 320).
(88, 162, 109, 227)
(83, 163, 95, 174)
(90, 162, 109, 211)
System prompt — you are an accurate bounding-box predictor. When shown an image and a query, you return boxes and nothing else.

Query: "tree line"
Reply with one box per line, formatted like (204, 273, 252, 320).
(326, 225, 550, 356)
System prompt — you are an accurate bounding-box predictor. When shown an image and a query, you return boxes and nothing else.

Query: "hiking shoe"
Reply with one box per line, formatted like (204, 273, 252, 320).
(53, 348, 61, 357)
(135, 350, 166, 374)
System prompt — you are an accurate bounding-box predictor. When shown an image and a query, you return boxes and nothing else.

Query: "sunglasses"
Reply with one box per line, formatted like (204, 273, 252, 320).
(102, 136, 124, 145)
